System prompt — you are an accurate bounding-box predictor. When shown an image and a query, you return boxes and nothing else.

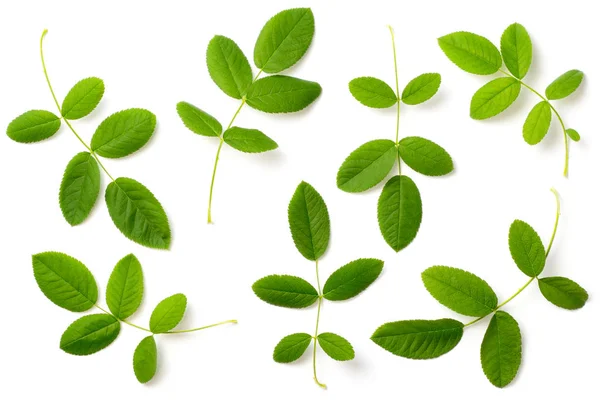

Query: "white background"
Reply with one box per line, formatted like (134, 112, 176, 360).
(0, 0, 597, 398)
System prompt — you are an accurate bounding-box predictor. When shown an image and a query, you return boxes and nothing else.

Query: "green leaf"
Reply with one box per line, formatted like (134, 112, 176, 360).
(322, 258, 383, 301)
(61, 77, 105, 119)
(252, 275, 318, 308)
(176, 102, 222, 137)
(246, 75, 321, 113)
(105, 177, 171, 249)
(223, 126, 278, 153)
(500, 23, 532, 79)
(106, 254, 144, 319)
(422, 266, 498, 317)
(401, 73, 441, 105)
(508, 220, 546, 277)
(150, 293, 187, 333)
(378, 175, 422, 252)
(371, 319, 463, 359)
(273, 333, 312, 363)
(59, 152, 100, 226)
(32, 251, 98, 312)
(480, 311, 522, 388)
(206, 35, 253, 99)
(6, 110, 61, 143)
(348, 77, 397, 108)
(566, 128, 580, 142)
(133, 336, 157, 383)
(438, 32, 502, 75)
(91, 109, 156, 158)
(336, 139, 397, 193)
(60, 314, 120, 355)
(545, 70, 584, 100)
(538, 277, 588, 310)
(398, 136, 453, 176)
(470, 77, 521, 120)
(523, 101, 552, 145)
(254, 8, 315, 73)
(317, 333, 355, 361)
(288, 181, 330, 261)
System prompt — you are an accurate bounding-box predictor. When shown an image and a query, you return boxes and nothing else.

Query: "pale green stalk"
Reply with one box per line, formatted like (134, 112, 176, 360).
(312, 259, 326, 389)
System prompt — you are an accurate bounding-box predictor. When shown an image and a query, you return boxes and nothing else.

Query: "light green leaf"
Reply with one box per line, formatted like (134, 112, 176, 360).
(538, 277, 588, 310)
(246, 75, 321, 113)
(254, 8, 315, 73)
(481, 311, 521, 388)
(545, 70, 584, 100)
(398, 136, 453, 176)
(422, 266, 498, 317)
(288, 181, 330, 261)
(566, 128, 580, 142)
(508, 219, 546, 277)
(401, 73, 441, 105)
(273, 333, 312, 363)
(60, 314, 120, 355)
(207, 35, 253, 99)
(378, 175, 422, 252)
(59, 152, 100, 226)
(6, 110, 61, 143)
(336, 139, 397, 193)
(318, 333, 355, 361)
(32, 251, 98, 312)
(438, 32, 502, 75)
(105, 177, 171, 249)
(500, 23, 532, 79)
(523, 101, 552, 145)
(252, 275, 318, 308)
(176, 101, 222, 137)
(106, 254, 144, 319)
(223, 126, 278, 153)
(371, 319, 463, 359)
(134, 336, 157, 383)
(348, 77, 397, 108)
(61, 77, 105, 119)
(322, 258, 383, 301)
(91, 109, 156, 158)
(471, 77, 521, 119)
(150, 293, 187, 333)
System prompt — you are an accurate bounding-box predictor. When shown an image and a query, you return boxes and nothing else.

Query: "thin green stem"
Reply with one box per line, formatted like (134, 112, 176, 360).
(40, 30, 61, 112)
(94, 305, 152, 332)
(312, 260, 326, 389)
(388, 26, 401, 145)
(164, 319, 238, 334)
(546, 188, 561, 257)
(207, 138, 224, 224)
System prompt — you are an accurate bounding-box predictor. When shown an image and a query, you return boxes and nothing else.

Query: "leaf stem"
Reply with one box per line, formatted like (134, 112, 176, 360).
(95, 304, 152, 332)
(388, 26, 402, 175)
(312, 260, 326, 389)
(546, 188, 561, 257)
(163, 319, 238, 334)
(207, 138, 224, 224)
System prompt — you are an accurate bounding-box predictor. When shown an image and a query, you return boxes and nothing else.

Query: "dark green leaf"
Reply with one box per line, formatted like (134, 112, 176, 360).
(223, 126, 278, 153)
(480, 311, 521, 388)
(523, 101, 552, 145)
(150, 293, 187, 333)
(348, 77, 397, 108)
(508, 219, 545, 277)
(59, 152, 100, 226)
(398, 136, 453, 176)
(61, 77, 105, 119)
(246, 75, 321, 113)
(273, 333, 312, 363)
(545, 70, 584, 100)
(470, 77, 521, 120)
(438, 32, 502, 75)
(252, 275, 318, 308)
(538, 277, 588, 310)
(566, 128, 580, 142)
(6, 110, 61, 143)
(500, 23, 532, 79)
(91, 109, 156, 158)
(401, 73, 441, 105)
(207, 35, 253, 99)
(317, 333, 354, 361)
(176, 101, 222, 137)
(106, 254, 144, 319)
(336, 139, 397, 193)
(322, 258, 383, 301)
(60, 314, 120, 355)
(134, 336, 157, 383)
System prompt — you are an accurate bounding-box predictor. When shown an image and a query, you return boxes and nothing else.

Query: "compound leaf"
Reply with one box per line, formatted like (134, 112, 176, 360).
(545, 70, 584, 100)
(6, 110, 61, 143)
(336, 139, 397, 193)
(480, 311, 522, 388)
(91, 108, 156, 158)
(538, 277, 588, 310)
(523, 101, 552, 145)
(470, 77, 521, 120)
(401, 73, 441, 105)
(246, 75, 321, 113)
(150, 293, 187, 333)
(133, 335, 157, 383)
(318, 333, 355, 361)
(252, 275, 318, 308)
(508, 220, 546, 277)
(61, 77, 105, 119)
(59, 152, 100, 226)
(60, 314, 120, 355)
(500, 23, 532, 79)
(348, 77, 397, 108)
(273, 333, 312, 363)
(438, 32, 501, 75)
(322, 258, 383, 301)
(223, 126, 278, 153)
(176, 102, 222, 137)
(106, 254, 144, 320)
(398, 136, 453, 176)
(207, 35, 253, 99)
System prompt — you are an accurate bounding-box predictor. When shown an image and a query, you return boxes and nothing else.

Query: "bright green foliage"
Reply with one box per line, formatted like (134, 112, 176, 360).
(60, 314, 121, 355)
(438, 32, 501, 75)
(246, 75, 321, 113)
(538, 277, 588, 310)
(398, 136, 453, 176)
(378, 175, 422, 252)
(59, 152, 100, 226)
(91, 108, 156, 158)
(523, 101, 552, 145)
(566, 128, 580, 142)
(371, 319, 464, 359)
(322, 258, 383, 301)
(106, 254, 144, 319)
(61, 77, 105, 119)
(545, 70, 584, 100)
(500, 23, 532, 79)
(6, 110, 61, 143)
(348, 77, 397, 108)
(150, 294, 187, 334)
(401, 73, 441, 105)
(252, 275, 318, 308)
(273, 333, 312, 363)
(223, 126, 278, 153)
(480, 311, 522, 388)
(317, 333, 355, 361)
(105, 177, 171, 249)
(422, 266, 498, 317)
(32, 251, 98, 312)
(176, 102, 222, 137)
(288, 181, 330, 261)
(508, 220, 546, 277)
(336, 139, 397, 193)
(207, 35, 253, 99)
(134, 336, 157, 383)
(470, 77, 521, 119)
(254, 8, 315, 73)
